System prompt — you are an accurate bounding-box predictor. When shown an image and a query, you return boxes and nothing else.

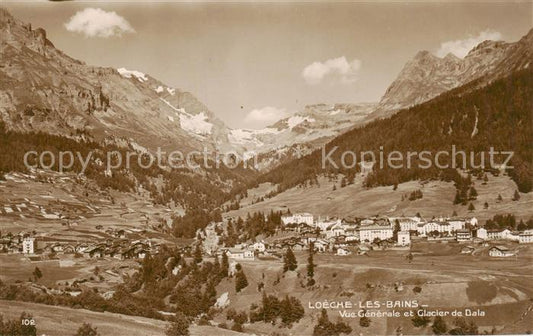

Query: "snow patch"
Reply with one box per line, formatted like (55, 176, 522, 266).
(180, 112, 213, 135)
(155, 86, 164, 93)
(229, 129, 254, 144)
(287, 116, 315, 129)
(471, 106, 479, 138)
(166, 87, 176, 95)
(160, 98, 213, 135)
(167, 116, 175, 122)
(117, 68, 148, 82)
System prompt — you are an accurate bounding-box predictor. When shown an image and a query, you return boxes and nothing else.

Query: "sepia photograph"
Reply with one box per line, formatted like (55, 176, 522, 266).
(0, 1, 532, 335)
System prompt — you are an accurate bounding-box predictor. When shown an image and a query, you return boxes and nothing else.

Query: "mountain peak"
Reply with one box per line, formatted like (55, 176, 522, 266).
(375, 28, 532, 114)
(466, 39, 507, 58)
(413, 50, 436, 60)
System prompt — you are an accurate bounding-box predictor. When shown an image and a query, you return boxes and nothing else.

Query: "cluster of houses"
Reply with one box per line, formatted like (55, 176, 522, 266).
(216, 213, 533, 261)
(0, 230, 156, 260)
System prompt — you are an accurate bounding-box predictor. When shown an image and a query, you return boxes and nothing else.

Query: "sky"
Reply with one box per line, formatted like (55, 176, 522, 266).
(3, 1, 532, 129)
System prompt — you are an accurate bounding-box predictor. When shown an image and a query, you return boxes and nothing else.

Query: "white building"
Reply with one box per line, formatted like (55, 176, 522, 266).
(252, 241, 266, 252)
(391, 216, 424, 232)
(281, 213, 314, 226)
(226, 248, 255, 261)
(519, 230, 533, 244)
(489, 246, 515, 257)
(476, 228, 487, 240)
(397, 231, 411, 246)
(456, 229, 472, 242)
(487, 229, 512, 240)
(316, 218, 341, 231)
(313, 240, 328, 252)
(22, 237, 35, 254)
(325, 223, 345, 238)
(336, 247, 351, 256)
(418, 221, 452, 236)
(358, 225, 393, 242)
(447, 220, 466, 231)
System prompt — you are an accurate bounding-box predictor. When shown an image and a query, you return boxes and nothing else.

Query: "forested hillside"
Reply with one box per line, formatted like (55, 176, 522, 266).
(255, 68, 533, 195)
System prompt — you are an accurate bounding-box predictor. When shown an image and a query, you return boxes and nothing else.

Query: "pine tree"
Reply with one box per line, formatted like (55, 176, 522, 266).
(307, 243, 315, 285)
(75, 323, 100, 336)
(193, 244, 203, 264)
(235, 266, 248, 293)
(165, 313, 190, 336)
(468, 187, 478, 200)
(33, 267, 42, 281)
(359, 316, 371, 327)
(280, 295, 305, 325)
(468, 202, 475, 211)
(283, 247, 297, 272)
(513, 190, 521, 201)
(432, 316, 448, 335)
(221, 252, 229, 278)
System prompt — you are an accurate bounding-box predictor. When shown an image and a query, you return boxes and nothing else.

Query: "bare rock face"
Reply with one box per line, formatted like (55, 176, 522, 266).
(372, 28, 533, 119)
(0, 7, 234, 152)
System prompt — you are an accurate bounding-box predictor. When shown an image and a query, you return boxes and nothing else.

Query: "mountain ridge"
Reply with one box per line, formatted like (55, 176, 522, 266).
(369, 28, 533, 120)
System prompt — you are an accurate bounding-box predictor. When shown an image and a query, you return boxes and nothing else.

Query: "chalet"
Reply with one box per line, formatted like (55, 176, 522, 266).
(461, 246, 475, 254)
(252, 241, 266, 252)
(63, 244, 75, 254)
(172, 265, 182, 275)
(313, 240, 328, 252)
(357, 245, 370, 255)
(51, 243, 64, 253)
(136, 249, 148, 259)
(76, 243, 90, 253)
(87, 246, 104, 258)
(226, 248, 255, 261)
(519, 230, 533, 244)
(22, 237, 35, 254)
(489, 246, 515, 257)
(336, 247, 351, 256)
(116, 229, 126, 239)
(456, 230, 472, 242)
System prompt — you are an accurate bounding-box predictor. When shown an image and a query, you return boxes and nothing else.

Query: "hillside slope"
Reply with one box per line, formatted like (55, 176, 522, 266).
(252, 68, 533, 198)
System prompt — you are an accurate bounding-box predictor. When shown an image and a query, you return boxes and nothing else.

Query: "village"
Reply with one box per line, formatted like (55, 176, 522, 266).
(207, 212, 533, 261)
(2, 210, 533, 264)
(0, 227, 160, 260)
